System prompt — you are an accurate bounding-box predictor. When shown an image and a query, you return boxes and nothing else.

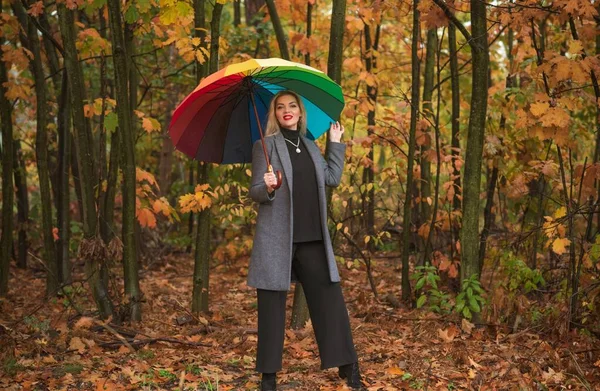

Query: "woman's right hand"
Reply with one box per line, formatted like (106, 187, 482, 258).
(264, 171, 277, 193)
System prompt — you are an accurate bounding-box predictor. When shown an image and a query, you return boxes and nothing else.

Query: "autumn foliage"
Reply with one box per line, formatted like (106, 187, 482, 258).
(1, 0, 600, 389)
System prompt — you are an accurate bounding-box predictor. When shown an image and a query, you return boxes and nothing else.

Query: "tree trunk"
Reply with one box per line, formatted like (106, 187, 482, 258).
(421, 28, 437, 264)
(460, 0, 489, 282)
(233, 0, 241, 26)
(22, 5, 60, 295)
(480, 27, 513, 270)
(420, 28, 437, 234)
(290, 284, 310, 329)
(100, 132, 120, 243)
(478, 166, 498, 271)
(265, 0, 290, 60)
(448, 24, 461, 210)
(209, 3, 223, 73)
(324, 0, 346, 203)
(364, 24, 380, 245)
(304, 2, 313, 66)
(401, 0, 420, 302)
(56, 69, 71, 283)
(107, 0, 141, 321)
(192, 0, 216, 314)
(245, 0, 265, 26)
(57, 3, 113, 318)
(0, 21, 14, 296)
(448, 23, 461, 269)
(327, 0, 346, 85)
(158, 48, 178, 195)
(13, 140, 29, 270)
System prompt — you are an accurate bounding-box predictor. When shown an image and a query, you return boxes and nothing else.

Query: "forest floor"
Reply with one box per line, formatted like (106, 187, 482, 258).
(0, 251, 599, 391)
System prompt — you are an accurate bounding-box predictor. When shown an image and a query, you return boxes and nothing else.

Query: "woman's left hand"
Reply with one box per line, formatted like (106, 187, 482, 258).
(329, 121, 344, 143)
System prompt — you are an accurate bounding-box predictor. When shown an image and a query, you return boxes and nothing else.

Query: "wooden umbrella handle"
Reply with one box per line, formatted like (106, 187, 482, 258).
(250, 89, 282, 191)
(268, 165, 282, 190)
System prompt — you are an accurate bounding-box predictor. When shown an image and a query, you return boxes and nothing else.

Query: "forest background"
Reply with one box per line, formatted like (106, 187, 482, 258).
(1, 0, 600, 389)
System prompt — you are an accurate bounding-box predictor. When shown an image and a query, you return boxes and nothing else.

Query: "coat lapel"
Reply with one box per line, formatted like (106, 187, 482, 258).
(273, 133, 293, 193)
(302, 135, 324, 186)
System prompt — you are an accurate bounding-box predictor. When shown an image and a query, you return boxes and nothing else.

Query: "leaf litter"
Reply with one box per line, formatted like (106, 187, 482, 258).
(0, 254, 598, 390)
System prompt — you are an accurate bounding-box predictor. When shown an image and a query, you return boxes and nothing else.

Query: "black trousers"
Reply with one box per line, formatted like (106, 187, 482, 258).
(256, 241, 358, 373)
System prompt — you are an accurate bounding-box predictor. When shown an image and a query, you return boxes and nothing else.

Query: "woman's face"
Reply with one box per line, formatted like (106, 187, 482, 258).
(275, 94, 301, 130)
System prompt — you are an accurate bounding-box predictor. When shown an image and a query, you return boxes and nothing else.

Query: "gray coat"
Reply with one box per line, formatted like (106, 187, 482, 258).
(248, 132, 346, 291)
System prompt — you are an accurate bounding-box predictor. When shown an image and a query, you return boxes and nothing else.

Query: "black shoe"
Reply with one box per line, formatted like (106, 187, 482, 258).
(261, 372, 276, 391)
(338, 362, 363, 389)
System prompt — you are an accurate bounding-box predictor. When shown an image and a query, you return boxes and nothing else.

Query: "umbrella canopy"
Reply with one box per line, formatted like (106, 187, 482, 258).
(168, 58, 345, 164)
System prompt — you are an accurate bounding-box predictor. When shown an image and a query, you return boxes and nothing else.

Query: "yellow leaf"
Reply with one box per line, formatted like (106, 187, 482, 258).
(150, 118, 161, 132)
(568, 40, 583, 55)
(197, 195, 212, 210)
(553, 206, 567, 219)
(530, 102, 549, 117)
(364, 236, 371, 244)
(552, 237, 571, 255)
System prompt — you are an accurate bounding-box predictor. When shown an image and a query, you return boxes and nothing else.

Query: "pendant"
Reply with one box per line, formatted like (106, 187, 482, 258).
(296, 148, 301, 153)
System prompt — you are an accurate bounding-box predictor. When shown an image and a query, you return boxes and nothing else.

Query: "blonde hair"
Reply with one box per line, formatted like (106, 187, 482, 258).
(264, 91, 307, 137)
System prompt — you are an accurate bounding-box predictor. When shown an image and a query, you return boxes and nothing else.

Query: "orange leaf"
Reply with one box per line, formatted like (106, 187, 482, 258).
(195, 183, 210, 192)
(142, 118, 154, 132)
(530, 102, 549, 117)
(386, 366, 405, 376)
(540, 108, 571, 128)
(52, 227, 59, 241)
(136, 168, 159, 188)
(137, 208, 157, 228)
(69, 337, 87, 353)
(74, 317, 94, 330)
(27, 1, 44, 16)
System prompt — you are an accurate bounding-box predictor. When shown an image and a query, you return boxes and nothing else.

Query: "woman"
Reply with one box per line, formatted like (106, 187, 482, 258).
(248, 90, 363, 390)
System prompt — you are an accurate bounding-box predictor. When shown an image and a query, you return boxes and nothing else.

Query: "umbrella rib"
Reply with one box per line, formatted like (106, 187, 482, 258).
(253, 66, 345, 106)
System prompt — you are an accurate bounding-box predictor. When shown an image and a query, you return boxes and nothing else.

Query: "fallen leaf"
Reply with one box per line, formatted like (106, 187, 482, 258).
(69, 337, 86, 354)
(438, 326, 459, 343)
(74, 317, 95, 330)
(468, 356, 483, 369)
(386, 366, 404, 376)
(461, 318, 474, 334)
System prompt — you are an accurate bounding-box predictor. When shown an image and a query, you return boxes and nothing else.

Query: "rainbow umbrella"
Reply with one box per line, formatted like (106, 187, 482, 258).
(168, 58, 345, 168)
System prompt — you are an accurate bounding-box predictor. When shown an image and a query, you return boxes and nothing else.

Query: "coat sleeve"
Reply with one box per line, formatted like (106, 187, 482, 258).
(319, 141, 346, 187)
(249, 139, 276, 204)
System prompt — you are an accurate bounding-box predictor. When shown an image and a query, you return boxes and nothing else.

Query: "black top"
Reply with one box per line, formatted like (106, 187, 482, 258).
(280, 127, 323, 242)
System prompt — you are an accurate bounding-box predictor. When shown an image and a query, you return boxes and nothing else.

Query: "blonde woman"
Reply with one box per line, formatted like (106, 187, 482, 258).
(248, 90, 363, 390)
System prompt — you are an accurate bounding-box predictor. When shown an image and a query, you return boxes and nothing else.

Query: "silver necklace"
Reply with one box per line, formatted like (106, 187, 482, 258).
(284, 137, 301, 153)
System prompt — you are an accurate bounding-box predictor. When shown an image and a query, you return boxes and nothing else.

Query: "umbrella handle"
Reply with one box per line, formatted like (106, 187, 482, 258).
(268, 165, 283, 190)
